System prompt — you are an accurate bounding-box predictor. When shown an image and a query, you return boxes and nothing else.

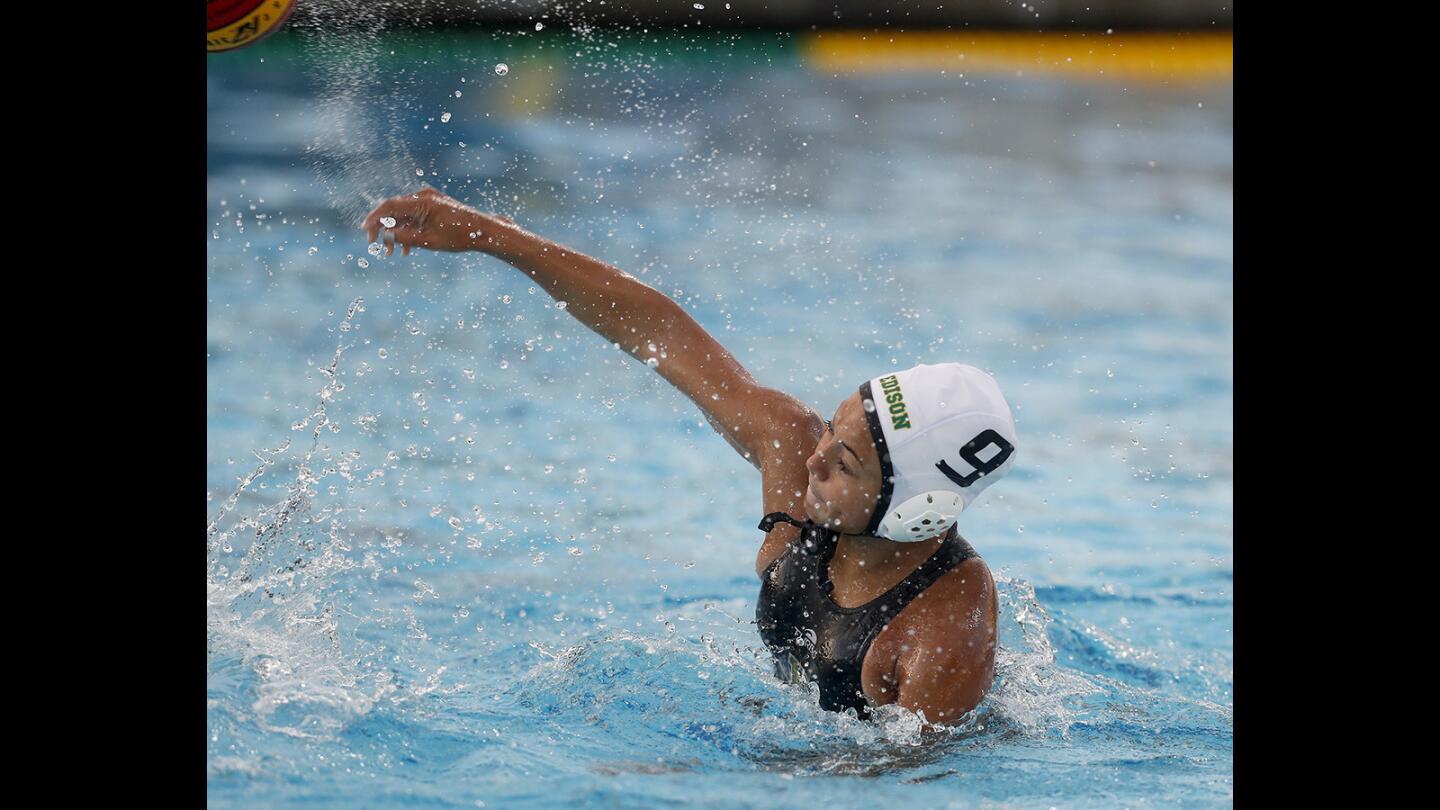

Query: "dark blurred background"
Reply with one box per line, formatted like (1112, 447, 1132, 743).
(290, 0, 1232, 29)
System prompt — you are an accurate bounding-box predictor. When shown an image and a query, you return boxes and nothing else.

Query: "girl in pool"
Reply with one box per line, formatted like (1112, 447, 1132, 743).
(363, 188, 1019, 726)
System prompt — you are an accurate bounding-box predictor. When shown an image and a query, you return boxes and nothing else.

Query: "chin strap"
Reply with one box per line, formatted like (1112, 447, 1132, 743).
(757, 512, 809, 533)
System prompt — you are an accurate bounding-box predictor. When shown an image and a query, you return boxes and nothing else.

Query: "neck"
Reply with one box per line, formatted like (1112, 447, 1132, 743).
(833, 529, 947, 579)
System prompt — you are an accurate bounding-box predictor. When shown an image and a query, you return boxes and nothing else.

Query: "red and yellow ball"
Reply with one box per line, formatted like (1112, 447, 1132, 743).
(207, 0, 296, 53)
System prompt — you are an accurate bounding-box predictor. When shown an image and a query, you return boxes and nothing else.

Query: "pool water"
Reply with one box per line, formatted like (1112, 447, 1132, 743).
(208, 26, 1232, 808)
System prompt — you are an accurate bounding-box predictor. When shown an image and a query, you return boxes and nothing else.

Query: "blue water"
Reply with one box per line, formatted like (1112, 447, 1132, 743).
(208, 27, 1232, 808)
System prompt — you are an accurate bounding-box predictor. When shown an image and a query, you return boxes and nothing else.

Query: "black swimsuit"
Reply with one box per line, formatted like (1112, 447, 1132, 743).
(754, 512, 978, 718)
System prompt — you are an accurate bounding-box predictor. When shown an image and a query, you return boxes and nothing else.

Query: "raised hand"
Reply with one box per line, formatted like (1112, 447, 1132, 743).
(362, 187, 504, 256)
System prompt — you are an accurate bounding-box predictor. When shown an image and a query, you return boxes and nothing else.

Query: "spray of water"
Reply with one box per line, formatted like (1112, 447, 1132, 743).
(207, 298, 430, 740)
(504, 568, 1099, 777)
(290, 1, 421, 225)
(989, 571, 1103, 735)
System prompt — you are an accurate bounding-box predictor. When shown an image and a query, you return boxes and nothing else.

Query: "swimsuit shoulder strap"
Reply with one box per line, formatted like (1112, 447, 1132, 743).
(880, 527, 977, 605)
(757, 512, 807, 533)
(759, 511, 838, 549)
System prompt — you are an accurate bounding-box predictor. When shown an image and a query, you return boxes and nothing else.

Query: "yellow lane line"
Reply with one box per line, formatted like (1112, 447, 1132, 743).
(802, 31, 1233, 81)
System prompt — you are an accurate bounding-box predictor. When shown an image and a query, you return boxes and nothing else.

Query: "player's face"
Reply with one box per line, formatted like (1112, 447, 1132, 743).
(804, 392, 883, 533)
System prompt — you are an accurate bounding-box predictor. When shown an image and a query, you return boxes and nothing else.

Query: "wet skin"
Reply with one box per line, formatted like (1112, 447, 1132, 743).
(362, 188, 1000, 726)
(772, 392, 1000, 721)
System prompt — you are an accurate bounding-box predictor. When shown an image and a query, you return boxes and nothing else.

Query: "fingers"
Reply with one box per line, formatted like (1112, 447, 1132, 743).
(361, 203, 385, 237)
(360, 189, 459, 257)
(362, 194, 422, 237)
(383, 224, 430, 252)
(363, 195, 424, 255)
(364, 208, 391, 244)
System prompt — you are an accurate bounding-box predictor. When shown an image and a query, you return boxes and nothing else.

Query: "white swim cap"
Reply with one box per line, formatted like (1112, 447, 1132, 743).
(858, 363, 1018, 542)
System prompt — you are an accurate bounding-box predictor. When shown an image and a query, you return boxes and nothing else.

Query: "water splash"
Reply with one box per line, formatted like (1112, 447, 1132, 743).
(989, 572, 1103, 735)
(207, 298, 365, 576)
(291, 1, 420, 225)
(206, 298, 424, 740)
(502, 572, 1106, 778)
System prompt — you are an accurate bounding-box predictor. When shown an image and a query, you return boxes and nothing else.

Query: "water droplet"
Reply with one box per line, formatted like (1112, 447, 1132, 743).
(380, 216, 397, 228)
(646, 357, 659, 368)
(357, 258, 369, 268)
(772, 439, 781, 448)
(535, 22, 544, 31)
(439, 112, 452, 123)
(454, 89, 463, 97)
(494, 63, 509, 76)
(568, 547, 583, 556)
(694, 2, 705, 8)
(499, 360, 510, 369)
(862, 398, 876, 412)
(448, 517, 464, 531)
(378, 348, 388, 359)
(415, 168, 425, 176)
(306, 246, 318, 256)
(555, 301, 568, 310)
(501, 294, 513, 304)
(543, 464, 555, 474)
(367, 243, 382, 256)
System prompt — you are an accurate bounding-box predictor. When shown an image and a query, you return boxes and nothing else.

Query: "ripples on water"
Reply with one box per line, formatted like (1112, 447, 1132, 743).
(207, 309, 1229, 803)
(208, 19, 1231, 808)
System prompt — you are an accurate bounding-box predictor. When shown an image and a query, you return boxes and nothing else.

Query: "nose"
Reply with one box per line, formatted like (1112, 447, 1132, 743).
(806, 445, 828, 480)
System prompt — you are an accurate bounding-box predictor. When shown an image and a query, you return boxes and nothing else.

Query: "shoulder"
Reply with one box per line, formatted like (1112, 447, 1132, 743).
(749, 393, 824, 577)
(926, 555, 995, 616)
(892, 555, 999, 725)
(756, 388, 824, 435)
(714, 386, 822, 471)
(750, 388, 824, 471)
(746, 388, 846, 577)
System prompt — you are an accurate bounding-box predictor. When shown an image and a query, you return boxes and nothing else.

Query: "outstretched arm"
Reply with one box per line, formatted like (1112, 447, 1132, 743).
(362, 188, 812, 468)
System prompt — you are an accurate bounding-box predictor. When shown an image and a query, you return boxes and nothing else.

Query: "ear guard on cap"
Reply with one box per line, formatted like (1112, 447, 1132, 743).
(876, 490, 964, 542)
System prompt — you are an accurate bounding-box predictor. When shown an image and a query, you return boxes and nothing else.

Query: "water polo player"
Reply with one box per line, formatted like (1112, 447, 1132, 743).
(363, 188, 1019, 725)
